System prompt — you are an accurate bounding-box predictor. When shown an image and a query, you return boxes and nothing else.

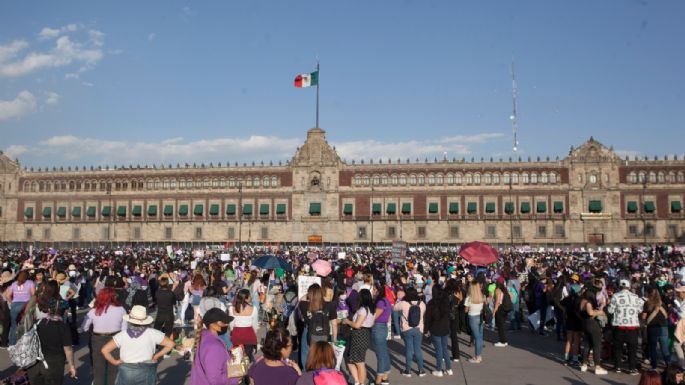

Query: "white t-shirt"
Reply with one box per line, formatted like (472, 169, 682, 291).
(354, 307, 375, 328)
(113, 328, 165, 363)
(464, 296, 484, 316)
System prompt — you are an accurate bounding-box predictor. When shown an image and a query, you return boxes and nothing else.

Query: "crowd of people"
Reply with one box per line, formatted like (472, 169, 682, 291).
(1, 243, 685, 385)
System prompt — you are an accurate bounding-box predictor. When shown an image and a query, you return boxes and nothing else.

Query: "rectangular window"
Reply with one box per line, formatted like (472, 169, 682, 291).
(102, 226, 110, 240)
(43, 228, 51, 240)
(512, 225, 522, 238)
(537, 225, 547, 238)
(387, 226, 396, 239)
(644, 223, 655, 237)
(449, 226, 459, 239)
(555, 224, 565, 237)
(165, 227, 173, 239)
(357, 226, 367, 239)
(417, 226, 426, 238)
(72, 227, 80, 240)
(195, 227, 203, 239)
(261, 226, 268, 239)
(628, 224, 639, 236)
(668, 225, 678, 238)
(228, 227, 235, 239)
(26, 228, 32, 239)
(486, 225, 496, 238)
(133, 227, 141, 239)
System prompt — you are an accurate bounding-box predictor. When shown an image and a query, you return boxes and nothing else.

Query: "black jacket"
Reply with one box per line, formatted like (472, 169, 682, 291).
(424, 299, 450, 337)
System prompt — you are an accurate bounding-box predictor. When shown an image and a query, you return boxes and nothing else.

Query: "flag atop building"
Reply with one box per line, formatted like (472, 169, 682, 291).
(294, 71, 319, 88)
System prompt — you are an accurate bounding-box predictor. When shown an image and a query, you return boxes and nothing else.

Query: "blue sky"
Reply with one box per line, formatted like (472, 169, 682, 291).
(1, 0, 683, 167)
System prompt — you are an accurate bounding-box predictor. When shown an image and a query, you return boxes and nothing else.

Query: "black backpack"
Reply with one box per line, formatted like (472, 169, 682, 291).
(307, 310, 330, 338)
(407, 301, 421, 328)
(448, 296, 460, 321)
(500, 289, 513, 312)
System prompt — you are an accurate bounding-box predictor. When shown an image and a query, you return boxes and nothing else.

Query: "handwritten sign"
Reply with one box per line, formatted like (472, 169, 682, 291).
(298, 276, 322, 299)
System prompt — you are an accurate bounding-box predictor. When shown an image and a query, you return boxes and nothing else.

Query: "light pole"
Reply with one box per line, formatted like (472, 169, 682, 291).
(642, 179, 647, 245)
(509, 177, 514, 248)
(238, 182, 243, 249)
(106, 182, 112, 247)
(370, 183, 374, 245)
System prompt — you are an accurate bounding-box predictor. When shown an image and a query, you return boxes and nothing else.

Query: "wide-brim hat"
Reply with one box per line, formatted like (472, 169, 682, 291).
(0, 271, 14, 285)
(123, 305, 154, 325)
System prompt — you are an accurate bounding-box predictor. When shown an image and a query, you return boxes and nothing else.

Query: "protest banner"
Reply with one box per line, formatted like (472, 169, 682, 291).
(298, 275, 321, 299)
(391, 240, 407, 264)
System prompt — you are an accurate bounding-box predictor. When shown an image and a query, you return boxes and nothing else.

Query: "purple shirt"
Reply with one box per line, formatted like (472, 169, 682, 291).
(247, 359, 299, 385)
(190, 330, 239, 385)
(81, 305, 127, 334)
(10, 280, 34, 302)
(375, 298, 391, 323)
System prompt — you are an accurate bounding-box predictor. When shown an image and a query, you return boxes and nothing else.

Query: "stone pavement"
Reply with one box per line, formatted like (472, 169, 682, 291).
(0, 324, 640, 385)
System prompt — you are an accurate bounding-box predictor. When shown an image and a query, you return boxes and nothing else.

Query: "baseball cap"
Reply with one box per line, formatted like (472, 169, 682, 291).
(619, 279, 630, 288)
(202, 308, 233, 327)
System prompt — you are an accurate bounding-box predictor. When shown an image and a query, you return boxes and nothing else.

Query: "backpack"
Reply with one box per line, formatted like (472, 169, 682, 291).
(500, 289, 513, 312)
(313, 369, 347, 385)
(508, 286, 519, 305)
(307, 309, 330, 339)
(191, 293, 201, 306)
(8, 319, 47, 369)
(448, 296, 460, 321)
(406, 301, 421, 328)
(480, 304, 493, 324)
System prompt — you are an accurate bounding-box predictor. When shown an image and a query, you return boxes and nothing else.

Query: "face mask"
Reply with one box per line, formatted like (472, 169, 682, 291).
(68, 271, 77, 277)
(218, 326, 229, 336)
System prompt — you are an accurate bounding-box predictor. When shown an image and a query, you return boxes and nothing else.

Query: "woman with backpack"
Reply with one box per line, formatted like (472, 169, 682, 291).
(493, 278, 512, 347)
(189, 274, 207, 322)
(229, 289, 259, 362)
(296, 283, 337, 367)
(424, 285, 453, 377)
(393, 286, 426, 377)
(342, 288, 375, 385)
(642, 286, 670, 371)
(446, 278, 464, 362)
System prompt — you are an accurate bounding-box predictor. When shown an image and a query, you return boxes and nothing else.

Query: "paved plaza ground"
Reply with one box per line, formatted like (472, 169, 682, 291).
(0, 322, 640, 385)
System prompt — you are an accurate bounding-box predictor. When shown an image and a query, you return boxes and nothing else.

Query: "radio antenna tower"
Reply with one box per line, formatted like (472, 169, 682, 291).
(510, 61, 519, 152)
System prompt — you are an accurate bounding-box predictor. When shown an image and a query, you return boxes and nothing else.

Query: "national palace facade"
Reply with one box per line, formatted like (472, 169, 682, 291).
(1, 128, 684, 246)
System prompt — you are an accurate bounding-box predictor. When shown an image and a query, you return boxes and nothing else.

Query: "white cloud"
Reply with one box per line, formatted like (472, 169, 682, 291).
(6, 132, 505, 166)
(0, 90, 37, 121)
(4, 145, 30, 159)
(148, 33, 157, 42)
(38, 24, 80, 40)
(44, 91, 60, 105)
(1, 27, 104, 78)
(0, 40, 29, 62)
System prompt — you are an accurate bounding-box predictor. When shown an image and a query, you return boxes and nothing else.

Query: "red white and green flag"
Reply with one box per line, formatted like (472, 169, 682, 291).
(294, 70, 319, 88)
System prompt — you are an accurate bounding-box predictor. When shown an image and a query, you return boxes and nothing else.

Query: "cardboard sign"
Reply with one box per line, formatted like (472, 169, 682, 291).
(298, 276, 322, 299)
(391, 240, 407, 263)
(337, 252, 346, 260)
(220, 253, 231, 261)
(166, 246, 173, 258)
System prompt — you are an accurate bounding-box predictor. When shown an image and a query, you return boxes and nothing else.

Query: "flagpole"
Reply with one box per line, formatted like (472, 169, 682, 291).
(315, 61, 320, 128)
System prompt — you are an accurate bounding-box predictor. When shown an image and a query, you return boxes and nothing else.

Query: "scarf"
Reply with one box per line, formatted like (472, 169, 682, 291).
(127, 324, 148, 339)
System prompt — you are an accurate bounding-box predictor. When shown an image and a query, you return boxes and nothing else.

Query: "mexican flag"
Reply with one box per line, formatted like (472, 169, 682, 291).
(294, 70, 319, 88)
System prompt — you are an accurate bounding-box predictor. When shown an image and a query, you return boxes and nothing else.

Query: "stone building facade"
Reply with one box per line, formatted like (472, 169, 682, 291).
(0, 128, 684, 246)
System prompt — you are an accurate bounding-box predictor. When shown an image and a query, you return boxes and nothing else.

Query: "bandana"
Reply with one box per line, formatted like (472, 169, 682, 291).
(127, 324, 148, 339)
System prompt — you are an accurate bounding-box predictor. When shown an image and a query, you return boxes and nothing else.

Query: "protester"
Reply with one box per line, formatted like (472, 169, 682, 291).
(295, 341, 346, 385)
(371, 282, 392, 385)
(101, 305, 175, 385)
(579, 288, 607, 375)
(465, 281, 485, 363)
(643, 286, 671, 371)
(343, 288, 374, 385)
(446, 278, 464, 362)
(394, 286, 426, 376)
(607, 279, 644, 375)
(153, 277, 176, 337)
(81, 287, 127, 385)
(493, 278, 511, 347)
(247, 327, 300, 385)
(5, 270, 35, 345)
(189, 308, 237, 385)
(424, 285, 452, 376)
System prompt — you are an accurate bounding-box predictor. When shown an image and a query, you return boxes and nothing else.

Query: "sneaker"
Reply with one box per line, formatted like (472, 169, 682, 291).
(580, 364, 588, 372)
(494, 342, 508, 347)
(615, 368, 621, 374)
(402, 370, 411, 377)
(432, 371, 443, 377)
(628, 369, 639, 376)
(468, 357, 481, 364)
(418, 371, 427, 377)
(380, 381, 390, 385)
(393, 335, 401, 340)
(445, 369, 454, 376)
(453, 358, 460, 362)
(595, 368, 608, 375)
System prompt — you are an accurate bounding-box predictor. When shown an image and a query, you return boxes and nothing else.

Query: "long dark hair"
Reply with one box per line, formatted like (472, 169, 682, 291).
(430, 285, 449, 319)
(235, 288, 251, 313)
(374, 282, 386, 305)
(359, 288, 375, 314)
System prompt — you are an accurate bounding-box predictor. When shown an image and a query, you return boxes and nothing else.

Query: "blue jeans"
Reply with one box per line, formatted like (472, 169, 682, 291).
(299, 326, 309, 367)
(648, 326, 671, 369)
(392, 311, 402, 336)
(509, 305, 521, 330)
(431, 335, 451, 371)
(468, 315, 484, 357)
(372, 323, 390, 374)
(9, 301, 26, 346)
(115, 362, 158, 385)
(401, 327, 424, 372)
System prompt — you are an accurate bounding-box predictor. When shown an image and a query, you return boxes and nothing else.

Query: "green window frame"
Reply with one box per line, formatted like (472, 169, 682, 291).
(428, 202, 439, 214)
(148, 205, 157, 216)
(401, 203, 411, 214)
(179, 204, 189, 216)
(87, 206, 97, 217)
(386, 203, 396, 214)
(276, 204, 286, 215)
(194, 204, 204, 216)
(672, 201, 682, 213)
(372, 203, 382, 215)
(627, 201, 638, 213)
(56, 207, 67, 218)
(163, 205, 174, 216)
(101, 206, 111, 217)
(309, 202, 321, 215)
(485, 202, 495, 213)
(504, 202, 514, 214)
(132, 205, 142, 216)
(644, 201, 655, 213)
(448, 202, 459, 214)
(467, 202, 477, 214)
(536, 202, 547, 213)
(43, 207, 52, 218)
(209, 204, 220, 216)
(242, 204, 253, 215)
(117, 206, 127, 217)
(260, 204, 270, 215)
(588, 200, 602, 213)
(24, 207, 34, 218)
(72, 206, 81, 217)
(520, 202, 531, 214)
(226, 204, 236, 215)
(553, 201, 564, 213)
(343, 203, 353, 215)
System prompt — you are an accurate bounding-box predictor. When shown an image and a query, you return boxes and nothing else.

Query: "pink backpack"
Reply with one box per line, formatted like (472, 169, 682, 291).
(313, 369, 346, 385)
